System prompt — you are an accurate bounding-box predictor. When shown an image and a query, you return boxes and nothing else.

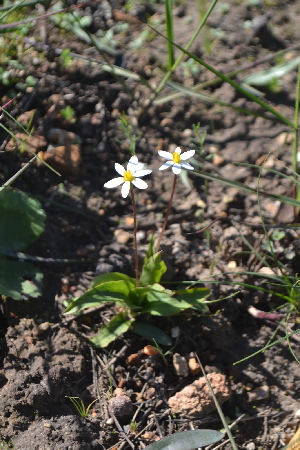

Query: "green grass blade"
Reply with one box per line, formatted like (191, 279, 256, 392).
(148, 0, 219, 105)
(234, 328, 300, 365)
(166, 81, 281, 121)
(0, 156, 37, 193)
(0, 0, 49, 11)
(293, 63, 300, 203)
(148, 26, 295, 128)
(154, 43, 300, 105)
(191, 169, 300, 208)
(165, 0, 174, 70)
(0, 122, 60, 175)
(234, 162, 300, 187)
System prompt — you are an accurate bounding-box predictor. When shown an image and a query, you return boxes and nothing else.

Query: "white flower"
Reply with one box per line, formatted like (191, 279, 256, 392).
(104, 155, 152, 198)
(158, 147, 195, 175)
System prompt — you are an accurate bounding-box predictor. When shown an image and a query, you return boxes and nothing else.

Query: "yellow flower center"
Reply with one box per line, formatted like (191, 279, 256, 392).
(172, 152, 181, 164)
(123, 170, 134, 182)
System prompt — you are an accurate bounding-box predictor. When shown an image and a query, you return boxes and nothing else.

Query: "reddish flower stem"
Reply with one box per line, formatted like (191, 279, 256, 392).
(130, 186, 139, 287)
(155, 174, 177, 253)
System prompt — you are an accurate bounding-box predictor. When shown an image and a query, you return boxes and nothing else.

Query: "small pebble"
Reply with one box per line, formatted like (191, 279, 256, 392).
(143, 345, 159, 356)
(213, 154, 224, 166)
(246, 442, 255, 450)
(171, 326, 180, 338)
(248, 385, 269, 402)
(188, 357, 201, 376)
(227, 261, 237, 269)
(114, 229, 131, 244)
(136, 230, 146, 241)
(106, 418, 114, 425)
(126, 353, 141, 366)
(173, 353, 189, 378)
(109, 394, 133, 417)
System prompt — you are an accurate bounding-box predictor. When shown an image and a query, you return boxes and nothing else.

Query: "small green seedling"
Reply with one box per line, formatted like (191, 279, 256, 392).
(59, 48, 74, 68)
(59, 105, 76, 123)
(117, 113, 139, 155)
(66, 396, 98, 418)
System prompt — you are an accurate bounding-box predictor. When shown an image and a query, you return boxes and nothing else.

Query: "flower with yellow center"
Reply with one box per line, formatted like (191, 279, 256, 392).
(158, 147, 195, 175)
(104, 155, 152, 198)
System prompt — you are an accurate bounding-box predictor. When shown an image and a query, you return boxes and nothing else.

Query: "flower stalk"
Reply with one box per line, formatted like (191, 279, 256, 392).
(130, 186, 139, 287)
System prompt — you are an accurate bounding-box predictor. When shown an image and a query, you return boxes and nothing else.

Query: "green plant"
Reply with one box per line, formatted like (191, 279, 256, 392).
(144, 430, 224, 450)
(65, 152, 210, 348)
(59, 105, 76, 123)
(59, 48, 73, 67)
(0, 190, 45, 300)
(66, 396, 98, 418)
(117, 113, 139, 155)
(129, 421, 138, 433)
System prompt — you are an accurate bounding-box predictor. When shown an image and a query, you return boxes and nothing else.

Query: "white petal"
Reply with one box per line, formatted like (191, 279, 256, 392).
(134, 163, 144, 173)
(127, 155, 139, 171)
(104, 177, 124, 188)
(158, 150, 172, 161)
(132, 178, 148, 189)
(181, 162, 194, 170)
(121, 181, 131, 198)
(159, 161, 174, 170)
(134, 169, 152, 178)
(115, 163, 125, 176)
(175, 147, 182, 154)
(172, 164, 182, 175)
(180, 150, 195, 161)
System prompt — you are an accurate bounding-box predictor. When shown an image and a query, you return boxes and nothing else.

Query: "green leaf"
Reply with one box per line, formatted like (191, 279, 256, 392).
(144, 233, 155, 264)
(142, 284, 188, 316)
(0, 256, 43, 300)
(176, 288, 210, 312)
(140, 253, 167, 287)
(91, 272, 135, 288)
(129, 286, 151, 306)
(90, 312, 132, 348)
(0, 190, 46, 251)
(64, 280, 135, 314)
(132, 321, 172, 346)
(244, 56, 300, 86)
(144, 430, 224, 450)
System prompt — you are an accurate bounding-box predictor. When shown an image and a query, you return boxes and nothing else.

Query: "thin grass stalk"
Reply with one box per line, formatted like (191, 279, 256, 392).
(164, 80, 285, 121)
(154, 43, 300, 105)
(255, 168, 288, 279)
(0, 0, 26, 22)
(155, 175, 177, 253)
(23, 37, 142, 81)
(165, 0, 174, 70)
(130, 187, 139, 287)
(0, 0, 49, 12)
(0, 122, 60, 175)
(195, 355, 239, 450)
(147, 0, 219, 106)
(149, 26, 296, 129)
(293, 64, 300, 210)
(234, 328, 300, 365)
(0, 156, 37, 193)
(191, 169, 300, 208)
